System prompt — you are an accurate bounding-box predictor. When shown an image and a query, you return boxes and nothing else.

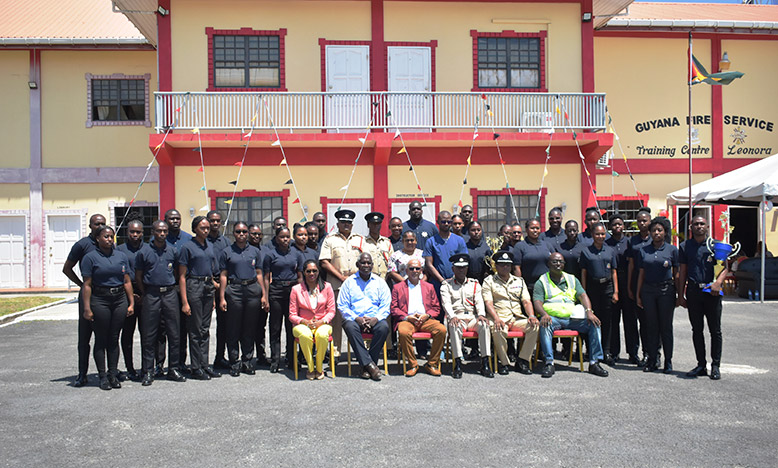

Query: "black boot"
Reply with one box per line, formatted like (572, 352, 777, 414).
(479, 357, 494, 378)
(452, 358, 463, 379)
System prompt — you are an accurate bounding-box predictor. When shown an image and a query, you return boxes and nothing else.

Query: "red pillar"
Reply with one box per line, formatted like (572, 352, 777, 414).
(374, 134, 391, 235)
(580, 0, 595, 93)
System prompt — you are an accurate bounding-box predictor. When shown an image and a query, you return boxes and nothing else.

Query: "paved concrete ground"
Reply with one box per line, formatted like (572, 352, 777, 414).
(0, 298, 776, 467)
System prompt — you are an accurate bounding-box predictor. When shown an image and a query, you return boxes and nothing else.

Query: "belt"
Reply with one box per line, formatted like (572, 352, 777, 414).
(145, 284, 176, 293)
(647, 279, 674, 287)
(229, 278, 257, 286)
(271, 280, 297, 287)
(93, 286, 124, 296)
(688, 281, 709, 289)
(187, 275, 213, 282)
(590, 277, 611, 284)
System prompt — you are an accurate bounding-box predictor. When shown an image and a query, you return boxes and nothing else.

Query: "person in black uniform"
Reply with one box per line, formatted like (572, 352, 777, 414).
(580, 207, 610, 247)
(248, 223, 263, 248)
(304, 221, 320, 253)
(116, 219, 145, 381)
(636, 216, 679, 373)
(465, 221, 492, 284)
(460, 205, 474, 234)
(219, 221, 268, 377)
(263, 226, 301, 373)
(312, 212, 328, 248)
(292, 224, 318, 266)
(178, 216, 219, 380)
(580, 223, 619, 366)
(81, 226, 135, 390)
(679, 216, 727, 380)
(62, 213, 105, 387)
(451, 214, 466, 240)
(207, 210, 232, 371)
(512, 218, 552, 298)
(388, 217, 404, 252)
(606, 213, 637, 364)
(163, 209, 193, 376)
(557, 220, 586, 277)
(539, 207, 566, 251)
(135, 220, 191, 385)
(627, 207, 652, 366)
(248, 223, 270, 366)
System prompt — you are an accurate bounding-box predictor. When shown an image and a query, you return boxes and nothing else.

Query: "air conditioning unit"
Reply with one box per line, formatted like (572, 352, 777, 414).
(596, 149, 611, 168)
(520, 112, 554, 134)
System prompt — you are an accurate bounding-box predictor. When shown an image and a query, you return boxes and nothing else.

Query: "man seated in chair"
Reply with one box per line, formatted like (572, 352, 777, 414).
(441, 253, 493, 379)
(338, 253, 391, 381)
(483, 251, 540, 376)
(533, 252, 609, 379)
(391, 258, 446, 377)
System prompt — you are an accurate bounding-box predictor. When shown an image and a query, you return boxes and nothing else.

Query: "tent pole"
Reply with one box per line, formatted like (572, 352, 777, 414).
(761, 192, 766, 303)
(688, 32, 694, 238)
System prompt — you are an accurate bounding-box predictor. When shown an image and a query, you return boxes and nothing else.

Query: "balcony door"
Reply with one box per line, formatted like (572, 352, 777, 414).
(387, 46, 432, 131)
(325, 45, 370, 132)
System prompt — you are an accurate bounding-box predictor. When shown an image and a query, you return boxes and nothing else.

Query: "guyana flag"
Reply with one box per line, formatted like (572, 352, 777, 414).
(690, 55, 744, 85)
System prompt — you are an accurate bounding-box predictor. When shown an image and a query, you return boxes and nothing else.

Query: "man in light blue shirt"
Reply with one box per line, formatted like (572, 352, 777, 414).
(338, 253, 391, 381)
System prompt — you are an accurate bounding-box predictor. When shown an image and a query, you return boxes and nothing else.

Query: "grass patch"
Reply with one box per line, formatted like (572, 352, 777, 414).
(0, 296, 62, 317)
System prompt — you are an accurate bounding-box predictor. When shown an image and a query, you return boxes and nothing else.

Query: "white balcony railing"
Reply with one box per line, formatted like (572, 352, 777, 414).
(154, 91, 607, 133)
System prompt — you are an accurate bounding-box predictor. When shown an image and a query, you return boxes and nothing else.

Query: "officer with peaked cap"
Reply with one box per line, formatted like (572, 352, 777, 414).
(363, 212, 394, 280)
(440, 253, 493, 378)
(319, 209, 365, 356)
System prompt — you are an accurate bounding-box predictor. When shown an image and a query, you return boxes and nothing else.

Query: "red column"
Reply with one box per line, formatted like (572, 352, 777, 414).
(371, 0, 386, 92)
(711, 38, 724, 176)
(580, 0, 595, 93)
(374, 134, 391, 235)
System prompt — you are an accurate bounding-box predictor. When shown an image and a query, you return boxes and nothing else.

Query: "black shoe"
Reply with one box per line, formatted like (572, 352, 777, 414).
(541, 363, 555, 378)
(167, 369, 187, 382)
(710, 364, 721, 380)
(643, 363, 658, 373)
(466, 348, 480, 360)
(515, 359, 532, 375)
(107, 374, 122, 388)
(480, 357, 494, 378)
(99, 376, 111, 391)
(255, 355, 270, 367)
(116, 371, 127, 382)
(229, 367, 240, 377)
(663, 361, 673, 374)
(204, 366, 221, 378)
(269, 362, 280, 373)
(241, 362, 256, 375)
(213, 357, 230, 370)
(452, 358, 463, 379)
(154, 364, 165, 378)
(191, 369, 211, 380)
(628, 355, 641, 366)
(498, 364, 510, 375)
(589, 362, 609, 377)
(603, 354, 616, 366)
(686, 365, 707, 377)
(126, 369, 141, 381)
(73, 373, 88, 387)
(637, 357, 647, 368)
(141, 373, 153, 386)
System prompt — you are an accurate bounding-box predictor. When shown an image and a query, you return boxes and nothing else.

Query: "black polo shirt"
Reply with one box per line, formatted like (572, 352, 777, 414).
(178, 238, 217, 277)
(292, 243, 319, 271)
(67, 235, 98, 266)
(466, 238, 492, 283)
(539, 228, 566, 251)
(81, 248, 130, 288)
(389, 235, 404, 252)
(262, 246, 299, 282)
(116, 241, 144, 282)
(638, 242, 679, 283)
(512, 238, 553, 286)
(556, 239, 586, 278)
(166, 230, 193, 249)
(207, 234, 230, 260)
(220, 243, 262, 281)
(606, 235, 629, 274)
(679, 237, 716, 283)
(137, 241, 179, 286)
(579, 244, 618, 280)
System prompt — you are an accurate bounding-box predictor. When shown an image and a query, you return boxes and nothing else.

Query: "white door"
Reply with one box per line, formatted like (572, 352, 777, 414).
(0, 216, 27, 288)
(46, 215, 82, 288)
(387, 46, 432, 131)
(326, 203, 372, 237)
(391, 202, 436, 224)
(325, 45, 370, 132)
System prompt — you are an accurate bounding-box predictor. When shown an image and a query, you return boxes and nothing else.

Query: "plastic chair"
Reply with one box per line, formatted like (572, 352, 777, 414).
(293, 334, 335, 380)
(346, 333, 389, 376)
(398, 331, 444, 374)
(493, 329, 530, 371)
(445, 329, 493, 372)
(534, 329, 584, 372)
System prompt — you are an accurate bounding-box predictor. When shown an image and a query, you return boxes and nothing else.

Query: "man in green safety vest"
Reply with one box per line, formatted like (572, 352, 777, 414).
(532, 252, 610, 378)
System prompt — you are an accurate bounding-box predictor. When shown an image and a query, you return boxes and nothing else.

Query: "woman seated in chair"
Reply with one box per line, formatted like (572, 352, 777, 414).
(289, 259, 336, 380)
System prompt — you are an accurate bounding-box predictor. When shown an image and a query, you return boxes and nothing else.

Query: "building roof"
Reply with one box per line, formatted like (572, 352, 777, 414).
(602, 2, 778, 31)
(0, 0, 148, 45)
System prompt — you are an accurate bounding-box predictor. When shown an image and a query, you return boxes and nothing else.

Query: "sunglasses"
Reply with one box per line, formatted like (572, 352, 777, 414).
(439, 220, 452, 225)
(304, 269, 318, 274)
(234, 230, 248, 234)
(407, 267, 422, 271)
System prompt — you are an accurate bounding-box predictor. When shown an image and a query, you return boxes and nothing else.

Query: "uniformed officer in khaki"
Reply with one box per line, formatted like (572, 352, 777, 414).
(441, 253, 493, 379)
(363, 212, 394, 280)
(483, 251, 540, 375)
(319, 209, 365, 355)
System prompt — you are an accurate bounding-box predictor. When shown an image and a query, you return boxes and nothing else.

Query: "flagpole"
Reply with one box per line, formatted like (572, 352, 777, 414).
(687, 32, 693, 237)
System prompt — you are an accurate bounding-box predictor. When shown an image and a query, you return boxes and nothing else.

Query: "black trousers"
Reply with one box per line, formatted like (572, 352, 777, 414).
(611, 272, 640, 358)
(268, 282, 294, 365)
(77, 289, 94, 376)
(120, 298, 140, 372)
(641, 282, 676, 365)
(90, 292, 128, 377)
(226, 282, 261, 366)
(686, 284, 723, 367)
(587, 279, 614, 357)
(141, 288, 181, 373)
(215, 307, 227, 362)
(342, 319, 389, 367)
(154, 290, 178, 369)
(255, 302, 269, 361)
(186, 279, 215, 371)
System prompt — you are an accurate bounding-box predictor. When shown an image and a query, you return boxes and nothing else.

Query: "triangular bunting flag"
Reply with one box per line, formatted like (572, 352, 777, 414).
(234, 161, 243, 167)
(629, 174, 636, 181)
(585, 168, 591, 177)
(199, 185, 206, 191)
(339, 185, 348, 191)
(224, 200, 233, 205)
(147, 161, 154, 169)
(612, 171, 620, 177)
(600, 209, 607, 216)
(154, 142, 163, 151)
(572, 131, 577, 140)
(545, 146, 551, 156)
(197, 166, 203, 172)
(555, 106, 561, 115)
(398, 147, 406, 154)
(300, 217, 307, 223)
(493, 133, 500, 140)
(138, 181, 144, 187)
(229, 180, 238, 185)
(386, 111, 392, 118)
(463, 178, 467, 184)
(200, 204, 209, 211)
(467, 156, 471, 166)
(487, 110, 494, 118)
(458, 200, 464, 208)
(244, 132, 253, 139)
(615, 133, 620, 141)
(192, 127, 199, 134)
(250, 114, 258, 122)
(175, 107, 181, 113)
(506, 183, 510, 189)
(499, 158, 505, 165)
(393, 129, 401, 139)
(485, 105, 491, 111)
(292, 198, 300, 204)
(129, 198, 135, 204)
(284, 179, 293, 185)
(192, 147, 202, 152)
(480, 94, 487, 100)
(636, 191, 643, 198)
(280, 158, 287, 166)
(417, 184, 422, 191)
(408, 166, 413, 171)
(473, 133, 479, 140)
(358, 138, 366, 144)
(543, 167, 549, 177)
(271, 140, 281, 147)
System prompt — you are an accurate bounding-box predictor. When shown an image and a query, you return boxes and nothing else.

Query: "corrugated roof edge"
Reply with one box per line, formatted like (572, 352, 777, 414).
(605, 18, 778, 30)
(0, 37, 149, 45)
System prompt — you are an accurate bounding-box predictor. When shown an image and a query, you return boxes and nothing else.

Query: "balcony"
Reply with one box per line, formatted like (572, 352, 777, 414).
(154, 91, 607, 133)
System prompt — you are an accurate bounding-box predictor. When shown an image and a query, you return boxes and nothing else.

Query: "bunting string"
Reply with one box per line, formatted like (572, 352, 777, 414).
(535, 129, 556, 218)
(481, 95, 519, 222)
(557, 96, 601, 216)
(604, 102, 645, 205)
(223, 100, 262, 231)
(338, 103, 381, 207)
(193, 106, 210, 214)
(456, 118, 479, 211)
(384, 99, 428, 207)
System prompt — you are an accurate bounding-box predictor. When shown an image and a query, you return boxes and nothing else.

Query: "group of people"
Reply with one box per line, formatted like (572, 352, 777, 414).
(66, 201, 726, 389)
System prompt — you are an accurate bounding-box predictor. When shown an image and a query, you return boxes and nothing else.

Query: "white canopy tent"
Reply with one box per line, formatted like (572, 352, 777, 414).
(667, 153, 778, 302)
